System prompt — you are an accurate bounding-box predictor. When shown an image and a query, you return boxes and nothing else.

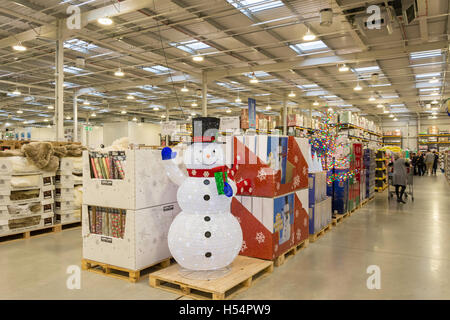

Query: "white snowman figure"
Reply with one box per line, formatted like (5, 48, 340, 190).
(161, 117, 242, 274)
(279, 197, 291, 244)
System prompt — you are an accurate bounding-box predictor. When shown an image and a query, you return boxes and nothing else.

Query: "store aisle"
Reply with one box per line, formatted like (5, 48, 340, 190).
(1, 174, 449, 300)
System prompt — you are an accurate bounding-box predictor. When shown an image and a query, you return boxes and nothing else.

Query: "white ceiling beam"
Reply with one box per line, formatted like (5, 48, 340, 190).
(206, 41, 448, 81)
(0, 0, 157, 49)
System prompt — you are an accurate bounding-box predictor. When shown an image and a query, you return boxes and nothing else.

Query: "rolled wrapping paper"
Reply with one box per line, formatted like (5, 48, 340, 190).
(114, 159, 125, 179)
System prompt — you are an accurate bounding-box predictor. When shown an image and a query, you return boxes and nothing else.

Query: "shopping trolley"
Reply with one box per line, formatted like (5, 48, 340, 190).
(388, 165, 414, 202)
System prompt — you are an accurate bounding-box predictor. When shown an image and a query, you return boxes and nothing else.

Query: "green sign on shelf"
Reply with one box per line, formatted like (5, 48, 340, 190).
(85, 126, 92, 131)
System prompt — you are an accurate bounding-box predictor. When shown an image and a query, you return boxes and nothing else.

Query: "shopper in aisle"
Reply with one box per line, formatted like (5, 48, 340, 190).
(432, 151, 439, 175)
(418, 152, 426, 176)
(411, 153, 418, 175)
(392, 153, 409, 203)
(425, 151, 435, 175)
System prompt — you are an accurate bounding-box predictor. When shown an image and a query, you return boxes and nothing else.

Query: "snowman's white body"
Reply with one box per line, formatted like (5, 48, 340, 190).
(164, 142, 242, 271)
(280, 204, 291, 244)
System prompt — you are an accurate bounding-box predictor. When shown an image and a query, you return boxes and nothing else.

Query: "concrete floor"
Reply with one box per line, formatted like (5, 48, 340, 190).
(1, 173, 449, 300)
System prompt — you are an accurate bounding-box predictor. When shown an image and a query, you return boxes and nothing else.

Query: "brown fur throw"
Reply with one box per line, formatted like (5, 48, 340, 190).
(65, 144, 84, 157)
(53, 146, 67, 158)
(42, 155, 59, 172)
(21, 142, 53, 169)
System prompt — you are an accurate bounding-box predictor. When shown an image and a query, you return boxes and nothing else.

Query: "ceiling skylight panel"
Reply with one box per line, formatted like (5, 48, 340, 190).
(410, 49, 442, 60)
(227, 0, 284, 14)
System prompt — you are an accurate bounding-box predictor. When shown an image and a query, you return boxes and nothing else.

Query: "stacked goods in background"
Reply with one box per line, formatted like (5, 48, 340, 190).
(330, 169, 349, 214)
(0, 157, 56, 236)
(308, 171, 331, 234)
(375, 150, 387, 192)
(347, 144, 356, 212)
(230, 136, 310, 261)
(353, 143, 363, 207)
(54, 157, 83, 225)
(82, 149, 179, 271)
(364, 148, 376, 198)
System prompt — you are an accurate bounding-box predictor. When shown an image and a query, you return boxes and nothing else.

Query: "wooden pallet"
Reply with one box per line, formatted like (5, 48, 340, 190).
(309, 223, 333, 242)
(274, 238, 309, 267)
(332, 211, 350, 226)
(81, 257, 172, 283)
(0, 224, 61, 244)
(61, 221, 81, 230)
(149, 256, 273, 300)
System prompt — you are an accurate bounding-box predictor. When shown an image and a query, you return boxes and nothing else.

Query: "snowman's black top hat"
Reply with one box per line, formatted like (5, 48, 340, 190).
(192, 117, 220, 143)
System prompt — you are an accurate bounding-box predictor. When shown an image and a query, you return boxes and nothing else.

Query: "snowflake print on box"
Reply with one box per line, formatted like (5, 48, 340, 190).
(161, 117, 242, 272)
(232, 136, 309, 197)
(231, 188, 309, 260)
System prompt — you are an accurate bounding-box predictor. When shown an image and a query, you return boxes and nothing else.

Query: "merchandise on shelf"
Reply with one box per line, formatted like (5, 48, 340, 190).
(231, 136, 309, 198)
(83, 149, 178, 210)
(82, 202, 180, 270)
(0, 158, 56, 236)
(231, 189, 309, 260)
(309, 197, 332, 234)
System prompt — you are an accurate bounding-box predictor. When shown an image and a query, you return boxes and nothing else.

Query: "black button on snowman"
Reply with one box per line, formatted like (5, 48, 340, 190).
(161, 117, 242, 271)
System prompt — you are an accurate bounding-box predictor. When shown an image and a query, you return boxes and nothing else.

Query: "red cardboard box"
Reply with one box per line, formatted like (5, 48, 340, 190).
(231, 136, 309, 197)
(231, 189, 309, 260)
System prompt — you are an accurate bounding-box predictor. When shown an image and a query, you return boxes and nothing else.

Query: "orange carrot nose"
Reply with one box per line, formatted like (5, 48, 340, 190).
(206, 154, 211, 159)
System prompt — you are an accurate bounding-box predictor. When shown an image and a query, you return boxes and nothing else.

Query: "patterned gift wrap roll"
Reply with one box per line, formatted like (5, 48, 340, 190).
(95, 208, 103, 235)
(110, 209, 121, 238)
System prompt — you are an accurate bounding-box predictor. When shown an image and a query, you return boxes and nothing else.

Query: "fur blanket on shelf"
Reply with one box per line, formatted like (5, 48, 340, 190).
(21, 142, 59, 172)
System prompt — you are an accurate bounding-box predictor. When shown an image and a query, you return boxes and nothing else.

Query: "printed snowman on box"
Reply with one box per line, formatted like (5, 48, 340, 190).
(161, 117, 250, 273)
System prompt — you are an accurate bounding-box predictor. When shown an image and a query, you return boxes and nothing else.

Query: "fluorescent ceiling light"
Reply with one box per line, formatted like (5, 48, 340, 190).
(377, 104, 384, 108)
(114, 68, 124, 77)
(393, 117, 398, 121)
(192, 55, 204, 62)
(132, 117, 137, 121)
(389, 114, 394, 118)
(13, 42, 27, 51)
(181, 85, 189, 92)
(353, 83, 362, 91)
(161, 114, 166, 118)
(313, 101, 319, 106)
(226, 109, 232, 113)
(121, 110, 127, 114)
(303, 28, 316, 41)
(191, 102, 198, 107)
(98, 17, 113, 25)
(91, 112, 96, 117)
(338, 64, 349, 72)
(153, 106, 160, 110)
(126, 95, 134, 100)
(17, 110, 23, 114)
(235, 97, 241, 103)
(12, 89, 21, 95)
(288, 91, 296, 98)
(249, 76, 259, 84)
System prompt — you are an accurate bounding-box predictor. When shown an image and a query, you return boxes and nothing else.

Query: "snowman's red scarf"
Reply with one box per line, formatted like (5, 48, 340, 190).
(187, 166, 227, 178)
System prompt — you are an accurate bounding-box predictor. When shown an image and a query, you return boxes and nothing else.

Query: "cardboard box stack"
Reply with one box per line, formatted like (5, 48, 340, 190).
(364, 148, 376, 198)
(0, 158, 55, 236)
(82, 150, 179, 271)
(308, 171, 331, 234)
(54, 157, 83, 224)
(230, 136, 310, 260)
